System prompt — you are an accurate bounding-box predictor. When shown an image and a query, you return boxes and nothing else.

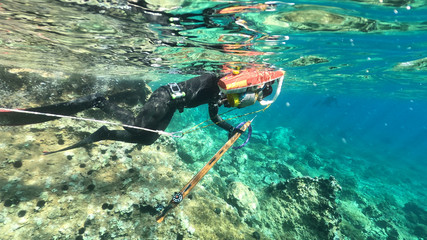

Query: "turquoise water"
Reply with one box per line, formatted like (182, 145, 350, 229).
(159, 1, 427, 238)
(1, 0, 426, 239)
(151, 1, 427, 239)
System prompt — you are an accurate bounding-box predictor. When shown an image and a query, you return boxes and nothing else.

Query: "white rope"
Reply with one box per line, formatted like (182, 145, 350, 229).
(0, 108, 180, 137)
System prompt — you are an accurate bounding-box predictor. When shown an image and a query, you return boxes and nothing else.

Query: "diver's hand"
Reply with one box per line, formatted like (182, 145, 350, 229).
(228, 127, 244, 139)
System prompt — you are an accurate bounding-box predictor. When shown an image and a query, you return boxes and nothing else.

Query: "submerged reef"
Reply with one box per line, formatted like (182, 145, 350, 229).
(394, 57, 427, 71)
(290, 56, 330, 67)
(0, 129, 343, 240)
(279, 10, 381, 32)
(264, 5, 421, 32)
(350, 0, 420, 7)
(256, 176, 342, 239)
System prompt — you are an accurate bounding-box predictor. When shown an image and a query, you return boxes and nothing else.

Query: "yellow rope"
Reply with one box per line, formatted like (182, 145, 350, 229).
(180, 104, 271, 136)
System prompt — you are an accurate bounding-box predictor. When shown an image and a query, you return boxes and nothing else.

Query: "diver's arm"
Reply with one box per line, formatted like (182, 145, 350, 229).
(209, 102, 234, 133)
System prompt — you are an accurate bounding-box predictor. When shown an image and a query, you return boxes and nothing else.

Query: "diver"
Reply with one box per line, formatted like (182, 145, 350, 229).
(0, 69, 284, 154)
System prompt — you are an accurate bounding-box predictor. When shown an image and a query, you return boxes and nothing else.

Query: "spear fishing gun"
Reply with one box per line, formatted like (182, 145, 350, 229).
(156, 118, 254, 223)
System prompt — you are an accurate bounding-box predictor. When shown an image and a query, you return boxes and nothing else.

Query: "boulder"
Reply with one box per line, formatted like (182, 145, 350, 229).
(269, 127, 294, 151)
(226, 182, 259, 219)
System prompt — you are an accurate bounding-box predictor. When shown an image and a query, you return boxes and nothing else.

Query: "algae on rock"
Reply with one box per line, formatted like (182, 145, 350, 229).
(254, 176, 342, 239)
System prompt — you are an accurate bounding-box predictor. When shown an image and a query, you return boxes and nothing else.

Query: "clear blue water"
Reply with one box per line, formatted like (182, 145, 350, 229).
(267, 93, 427, 166)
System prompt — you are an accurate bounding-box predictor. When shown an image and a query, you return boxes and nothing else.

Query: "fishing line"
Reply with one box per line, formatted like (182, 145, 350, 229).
(0, 105, 267, 138)
(0, 108, 180, 137)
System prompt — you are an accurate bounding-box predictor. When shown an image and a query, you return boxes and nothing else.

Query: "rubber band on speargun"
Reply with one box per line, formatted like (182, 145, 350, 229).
(232, 121, 252, 149)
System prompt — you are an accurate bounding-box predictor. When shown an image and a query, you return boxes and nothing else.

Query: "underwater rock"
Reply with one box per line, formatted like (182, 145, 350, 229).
(140, 0, 185, 11)
(226, 182, 258, 219)
(350, 0, 414, 7)
(278, 163, 294, 180)
(202, 175, 229, 200)
(305, 151, 323, 169)
(269, 127, 294, 151)
(0, 65, 152, 110)
(414, 224, 427, 239)
(234, 152, 248, 165)
(394, 57, 427, 71)
(263, 173, 281, 185)
(0, 66, 68, 106)
(272, 9, 405, 32)
(106, 79, 152, 105)
(176, 129, 216, 164)
(403, 201, 427, 225)
(279, 10, 378, 32)
(57, 0, 128, 7)
(250, 131, 269, 144)
(362, 205, 382, 219)
(291, 55, 330, 67)
(0, 122, 259, 239)
(0, 1, 158, 77)
(255, 176, 342, 239)
(183, 189, 262, 239)
(0, 66, 33, 92)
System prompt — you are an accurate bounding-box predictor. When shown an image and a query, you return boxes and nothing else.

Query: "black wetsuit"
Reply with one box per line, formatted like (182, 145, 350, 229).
(91, 73, 234, 145)
(1, 73, 234, 154)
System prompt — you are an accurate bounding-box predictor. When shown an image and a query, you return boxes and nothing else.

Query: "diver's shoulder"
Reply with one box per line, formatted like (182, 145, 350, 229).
(189, 72, 220, 83)
(201, 72, 221, 79)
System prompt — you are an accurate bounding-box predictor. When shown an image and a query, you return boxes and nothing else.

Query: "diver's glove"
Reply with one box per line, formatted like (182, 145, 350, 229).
(228, 127, 244, 139)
